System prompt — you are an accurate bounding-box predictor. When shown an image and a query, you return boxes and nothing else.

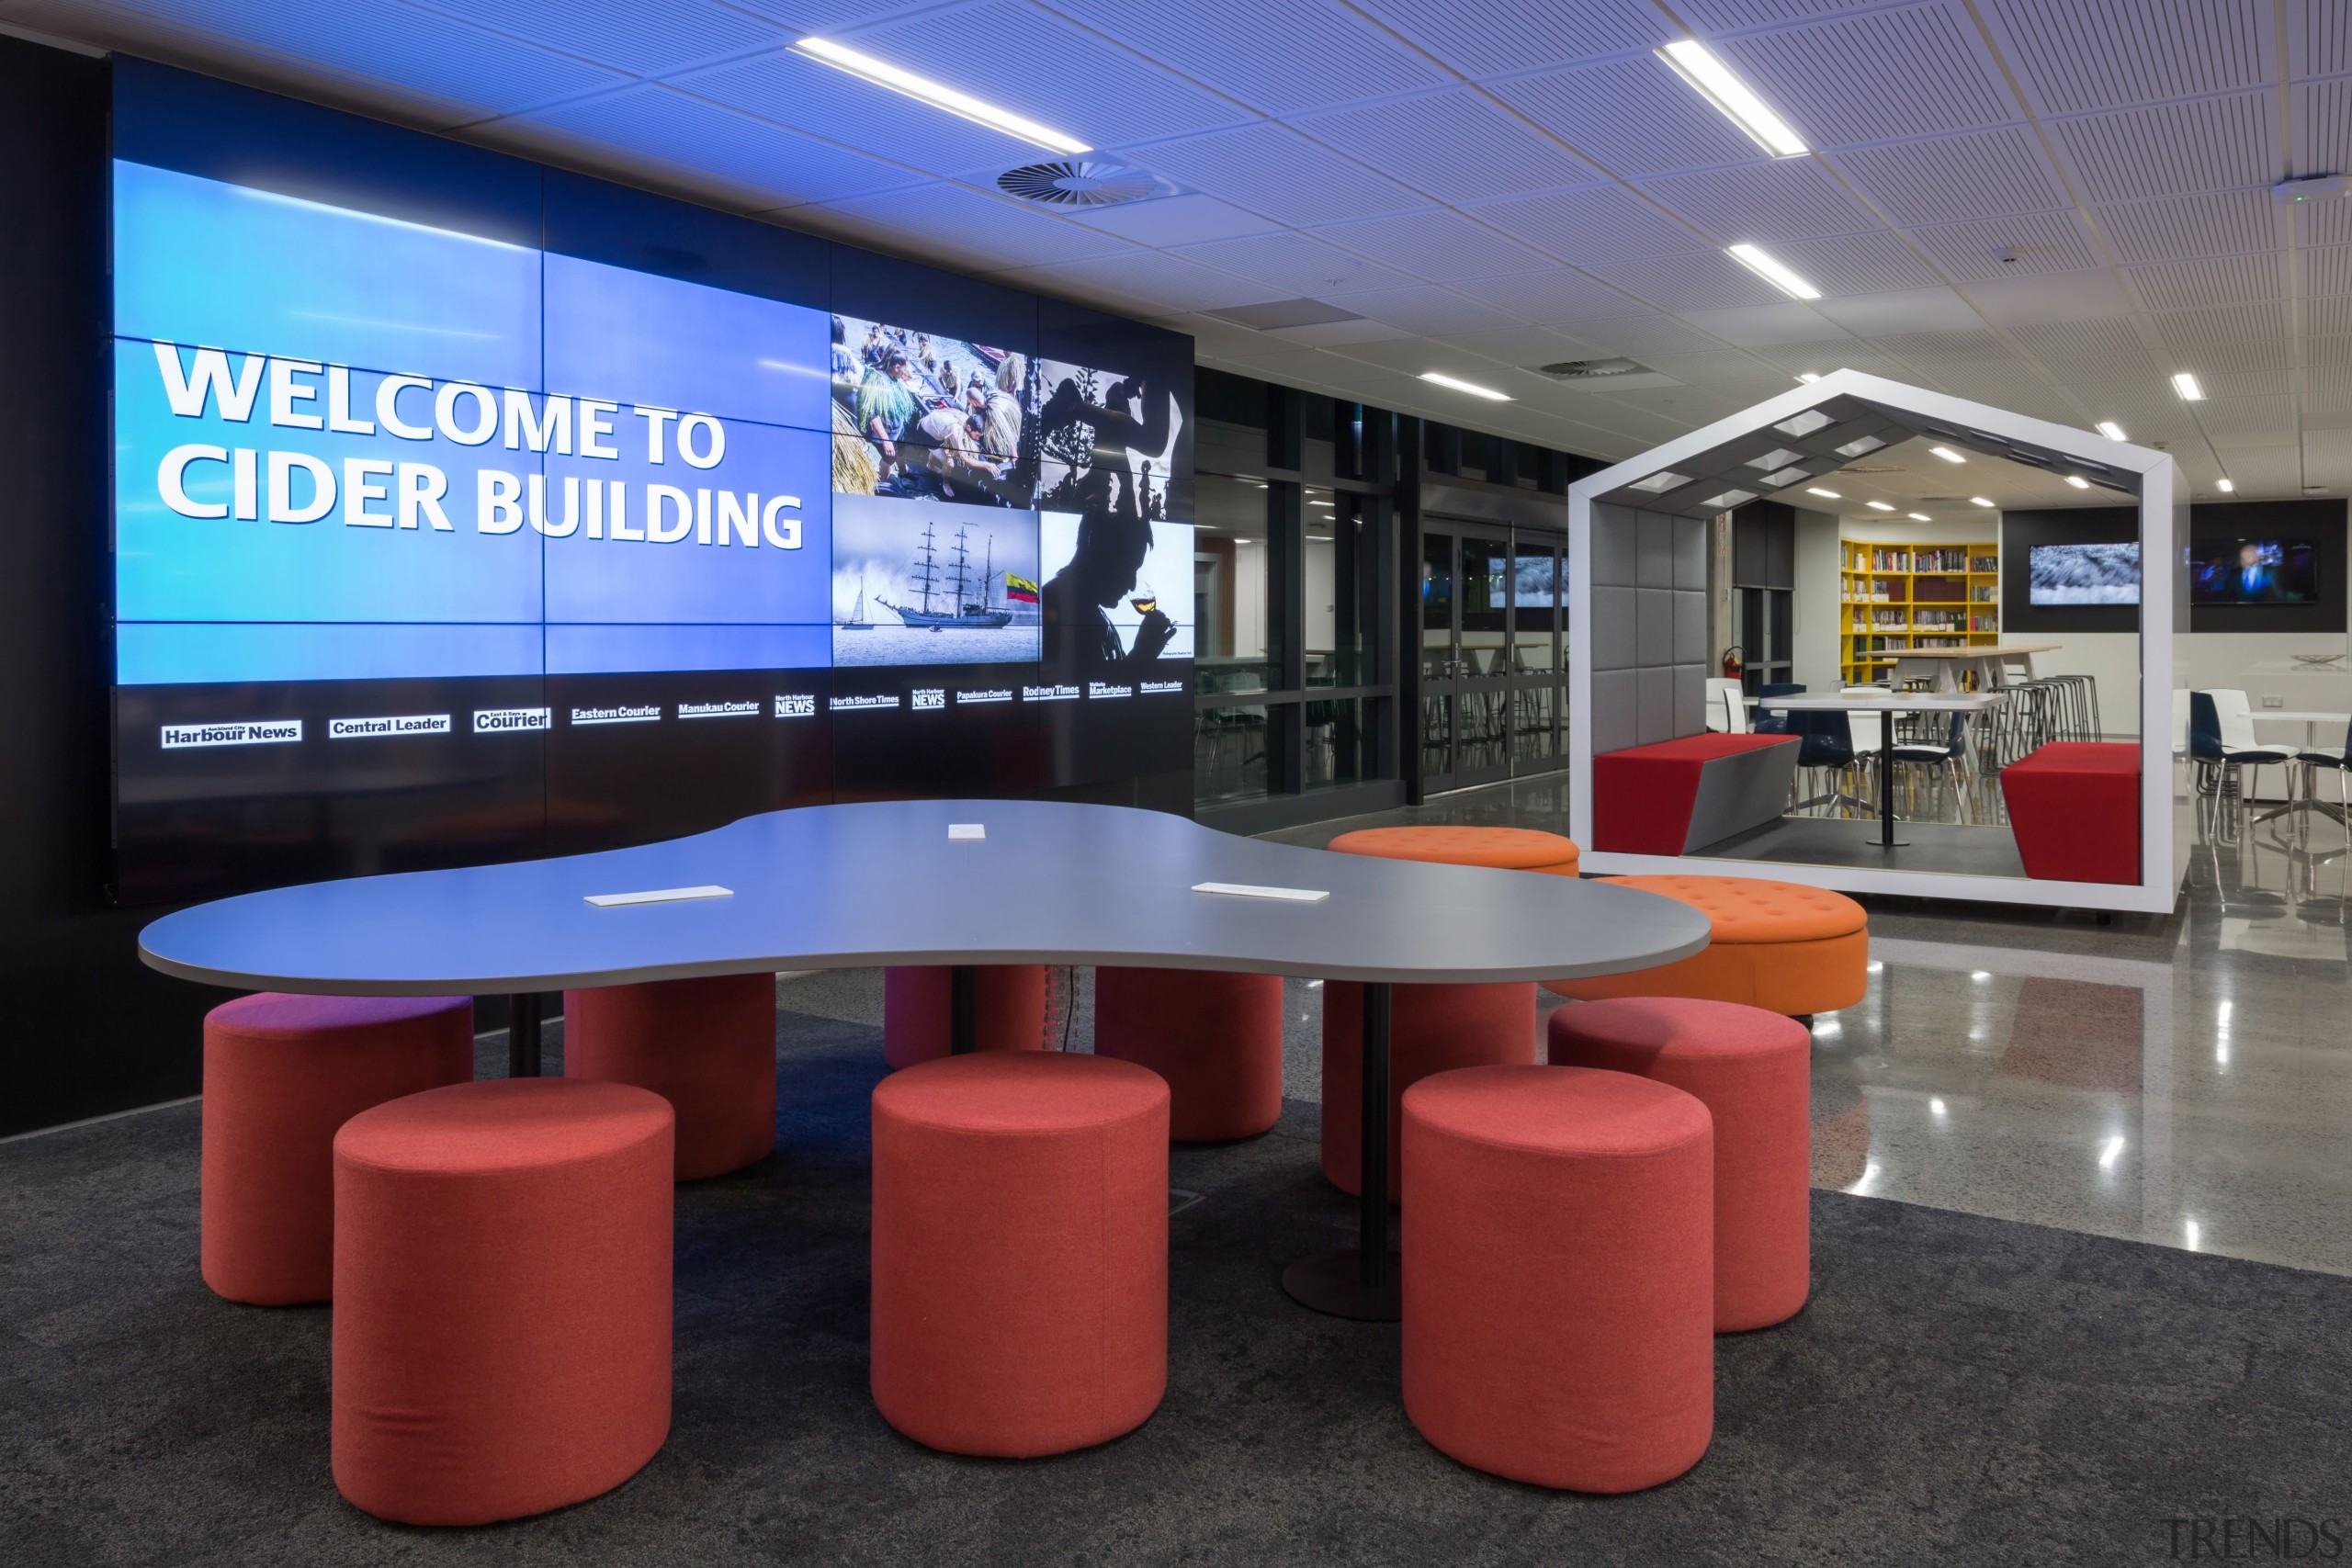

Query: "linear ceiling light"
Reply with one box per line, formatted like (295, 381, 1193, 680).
(1928, 446, 1965, 463)
(1726, 243, 1821, 299)
(1969, 496, 1995, 507)
(2065, 475, 2091, 489)
(1656, 39, 1808, 157)
(2172, 372, 2205, 401)
(1797, 372, 1822, 383)
(1806, 486, 1841, 499)
(1419, 370, 1511, 401)
(1907, 512, 1931, 521)
(793, 37, 1090, 152)
(2096, 421, 2128, 441)
(1866, 501, 1895, 512)
(2218, 478, 2235, 492)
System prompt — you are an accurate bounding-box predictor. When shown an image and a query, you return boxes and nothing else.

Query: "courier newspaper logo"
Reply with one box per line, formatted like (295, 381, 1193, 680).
(142, 344, 806, 547)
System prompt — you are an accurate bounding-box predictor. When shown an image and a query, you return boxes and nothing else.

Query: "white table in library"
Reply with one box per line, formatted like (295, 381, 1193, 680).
(1759, 693, 1998, 850)
(1888, 644, 2061, 694)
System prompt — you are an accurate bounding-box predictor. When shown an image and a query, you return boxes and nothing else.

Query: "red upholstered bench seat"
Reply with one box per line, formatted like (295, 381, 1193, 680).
(2000, 742, 2140, 885)
(1593, 733, 1800, 856)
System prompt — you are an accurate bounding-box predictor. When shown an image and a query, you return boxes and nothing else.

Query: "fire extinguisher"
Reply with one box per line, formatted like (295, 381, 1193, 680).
(1721, 645, 1745, 680)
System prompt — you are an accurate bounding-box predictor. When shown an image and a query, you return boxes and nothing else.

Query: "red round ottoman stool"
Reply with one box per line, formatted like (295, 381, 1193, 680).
(1402, 1066, 1713, 1493)
(1550, 998, 1812, 1331)
(1322, 826, 1564, 1201)
(1544, 875, 1867, 1020)
(563, 973, 776, 1179)
(1093, 966, 1283, 1141)
(200, 993, 474, 1306)
(871, 1053, 1168, 1457)
(332, 1078, 673, 1525)
(883, 964, 1047, 1068)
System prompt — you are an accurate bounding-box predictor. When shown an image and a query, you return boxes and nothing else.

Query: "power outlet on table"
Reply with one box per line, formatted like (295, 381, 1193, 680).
(2263, 694, 2285, 708)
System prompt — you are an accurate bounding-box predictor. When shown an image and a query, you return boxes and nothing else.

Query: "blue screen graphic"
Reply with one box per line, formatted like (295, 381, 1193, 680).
(113, 159, 835, 683)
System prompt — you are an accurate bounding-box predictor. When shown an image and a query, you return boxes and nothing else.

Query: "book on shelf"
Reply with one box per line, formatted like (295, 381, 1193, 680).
(1971, 555, 1997, 573)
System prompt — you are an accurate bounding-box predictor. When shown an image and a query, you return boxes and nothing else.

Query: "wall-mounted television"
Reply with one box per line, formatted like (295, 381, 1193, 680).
(2028, 541, 2140, 606)
(2190, 539, 2320, 605)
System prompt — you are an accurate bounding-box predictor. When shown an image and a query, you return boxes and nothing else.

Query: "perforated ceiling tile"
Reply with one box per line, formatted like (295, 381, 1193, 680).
(1901, 209, 2099, 281)
(1345, 0, 1669, 78)
(1015, 247, 1295, 312)
(2152, 299, 2295, 343)
(1982, 0, 2271, 117)
(528, 85, 924, 205)
(1033, 0, 1447, 116)
(1717, 4, 2018, 149)
(413, 0, 780, 74)
(1129, 123, 1428, 227)
(1557, 313, 1735, 360)
(1678, 0, 1890, 27)
(1311, 209, 1556, 283)
(2312, 299, 2352, 337)
(2306, 246, 2352, 298)
(679, 50, 1051, 173)
(1449, 269, 1654, 321)
(1288, 90, 1599, 204)
(2197, 367, 2296, 399)
(810, 178, 1142, 266)
(1753, 336, 1883, 372)
(1489, 56, 1771, 179)
(843, 0, 1249, 147)
(1756, 231, 1942, 295)
(1919, 360, 2058, 407)
(1166, 231, 1416, 296)
(2299, 199, 2352, 250)
(1343, 284, 1532, 336)
(1632, 159, 1882, 246)
(2048, 91, 2280, 202)
(1961, 270, 2137, 325)
(2157, 336, 2293, 373)
(2198, 396, 2299, 440)
(2123, 254, 2286, 311)
(1825, 126, 2071, 225)
(2095, 188, 2283, 264)
(1581, 250, 1791, 312)
(1865, 328, 2016, 364)
(1465, 185, 1711, 264)
(2291, 79, 2352, 178)
(2297, 0, 2350, 79)
(120, 0, 634, 115)
(1673, 301, 1852, 346)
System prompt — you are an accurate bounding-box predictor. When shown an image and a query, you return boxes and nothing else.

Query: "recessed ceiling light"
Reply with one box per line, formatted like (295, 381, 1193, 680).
(2096, 421, 2128, 441)
(1969, 496, 1996, 507)
(1806, 487, 1841, 499)
(1628, 469, 1690, 493)
(1866, 501, 1895, 512)
(2218, 478, 2235, 492)
(1726, 243, 1822, 300)
(1928, 446, 1964, 464)
(2065, 475, 2091, 489)
(793, 37, 1090, 153)
(1905, 511, 1929, 521)
(1797, 372, 1822, 383)
(1420, 370, 1511, 401)
(2172, 372, 2205, 401)
(1655, 39, 1809, 157)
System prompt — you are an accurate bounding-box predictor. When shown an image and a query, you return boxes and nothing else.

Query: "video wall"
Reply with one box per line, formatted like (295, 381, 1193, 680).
(110, 62, 1193, 902)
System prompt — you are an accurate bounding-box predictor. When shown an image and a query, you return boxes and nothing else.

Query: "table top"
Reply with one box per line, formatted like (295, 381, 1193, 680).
(137, 800, 1713, 996)
(1888, 645, 2061, 660)
(1761, 694, 1997, 712)
(2253, 710, 2351, 725)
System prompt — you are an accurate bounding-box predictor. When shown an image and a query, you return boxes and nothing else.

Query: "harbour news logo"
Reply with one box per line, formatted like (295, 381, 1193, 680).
(161, 719, 302, 750)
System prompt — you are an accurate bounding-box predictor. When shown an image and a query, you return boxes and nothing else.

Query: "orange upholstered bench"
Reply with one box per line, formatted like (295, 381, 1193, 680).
(1545, 874, 1867, 1019)
(1325, 825, 1579, 876)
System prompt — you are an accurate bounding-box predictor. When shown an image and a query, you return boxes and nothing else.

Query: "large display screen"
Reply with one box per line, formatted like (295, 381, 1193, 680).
(2190, 539, 2320, 605)
(109, 75, 1193, 903)
(2028, 541, 2141, 606)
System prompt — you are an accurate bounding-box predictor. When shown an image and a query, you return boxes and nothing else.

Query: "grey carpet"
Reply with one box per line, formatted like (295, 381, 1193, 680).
(3, 974, 2345, 1565)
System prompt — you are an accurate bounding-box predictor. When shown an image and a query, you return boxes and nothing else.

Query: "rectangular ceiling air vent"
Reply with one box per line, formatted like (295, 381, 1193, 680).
(1531, 357, 1683, 391)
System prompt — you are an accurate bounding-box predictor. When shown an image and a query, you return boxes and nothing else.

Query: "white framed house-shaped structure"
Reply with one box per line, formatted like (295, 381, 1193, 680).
(1567, 368, 2187, 916)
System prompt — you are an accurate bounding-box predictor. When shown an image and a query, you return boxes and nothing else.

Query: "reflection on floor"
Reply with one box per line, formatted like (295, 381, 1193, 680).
(1699, 817, 2028, 877)
(1268, 775, 2352, 1279)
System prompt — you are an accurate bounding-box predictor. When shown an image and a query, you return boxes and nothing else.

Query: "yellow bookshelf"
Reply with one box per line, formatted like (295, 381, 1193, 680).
(1839, 540, 2000, 684)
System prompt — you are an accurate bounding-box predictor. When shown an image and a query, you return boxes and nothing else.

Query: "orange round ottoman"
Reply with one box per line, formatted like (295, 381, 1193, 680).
(1550, 998, 1812, 1331)
(563, 973, 776, 1179)
(1545, 875, 1867, 1018)
(1326, 825, 1579, 876)
(1402, 1066, 1713, 1493)
(200, 993, 474, 1306)
(871, 1053, 1168, 1457)
(1094, 966, 1283, 1141)
(332, 1079, 673, 1525)
(883, 964, 1048, 1067)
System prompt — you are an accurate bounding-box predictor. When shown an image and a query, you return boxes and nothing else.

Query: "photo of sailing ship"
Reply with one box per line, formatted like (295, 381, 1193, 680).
(830, 493, 1042, 667)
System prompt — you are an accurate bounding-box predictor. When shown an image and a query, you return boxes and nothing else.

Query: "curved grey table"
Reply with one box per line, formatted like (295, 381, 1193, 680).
(141, 799, 1709, 1321)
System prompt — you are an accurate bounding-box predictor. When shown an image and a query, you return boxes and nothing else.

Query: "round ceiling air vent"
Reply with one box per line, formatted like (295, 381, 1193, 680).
(997, 160, 1158, 208)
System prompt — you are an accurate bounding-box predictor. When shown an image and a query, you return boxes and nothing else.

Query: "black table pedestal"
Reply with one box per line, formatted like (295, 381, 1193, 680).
(948, 964, 978, 1055)
(1283, 980, 1401, 1322)
(505, 991, 544, 1077)
(1872, 716, 1907, 849)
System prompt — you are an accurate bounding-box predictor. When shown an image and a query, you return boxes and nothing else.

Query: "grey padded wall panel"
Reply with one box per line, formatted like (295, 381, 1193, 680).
(1636, 513, 1675, 588)
(1673, 516, 1707, 591)
(1593, 503, 1639, 587)
(1672, 664, 1706, 736)
(1673, 590, 1708, 665)
(1635, 588, 1675, 666)
(1591, 670, 1638, 755)
(1592, 586, 1637, 671)
(1635, 667, 1675, 745)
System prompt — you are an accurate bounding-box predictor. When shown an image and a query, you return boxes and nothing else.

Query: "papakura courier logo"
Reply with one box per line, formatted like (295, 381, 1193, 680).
(141, 343, 806, 548)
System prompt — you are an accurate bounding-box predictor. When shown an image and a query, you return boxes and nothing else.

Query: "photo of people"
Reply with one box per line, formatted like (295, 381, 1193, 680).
(831, 493, 1042, 668)
(1029, 360, 1182, 521)
(1040, 510, 1194, 676)
(831, 315, 1030, 509)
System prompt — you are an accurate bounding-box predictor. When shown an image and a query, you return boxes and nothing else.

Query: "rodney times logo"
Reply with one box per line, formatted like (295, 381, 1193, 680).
(2165, 1517, 2346, 1559)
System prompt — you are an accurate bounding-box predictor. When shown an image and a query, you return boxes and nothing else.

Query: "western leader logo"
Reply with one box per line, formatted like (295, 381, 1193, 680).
(161, 719, 302, 749)
(473, 706, 551, 733)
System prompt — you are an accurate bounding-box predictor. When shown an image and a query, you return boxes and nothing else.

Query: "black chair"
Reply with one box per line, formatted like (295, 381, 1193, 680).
(1890, 710, 1975, 824)
(1754, 682, 1803, 737)
(2188, 690, 2294, 839)
(1789, 709, 1871, 816)
(2291, 718, 2352, 839)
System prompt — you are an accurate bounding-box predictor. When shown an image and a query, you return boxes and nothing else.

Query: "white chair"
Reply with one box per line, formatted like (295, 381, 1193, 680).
(1703, 677, 1747, 734)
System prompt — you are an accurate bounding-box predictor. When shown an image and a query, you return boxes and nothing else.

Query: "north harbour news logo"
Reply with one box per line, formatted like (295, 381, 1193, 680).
(161, 719, 302, 750)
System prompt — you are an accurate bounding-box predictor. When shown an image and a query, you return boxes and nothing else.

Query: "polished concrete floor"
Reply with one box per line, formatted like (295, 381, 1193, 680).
(1267, 777, 2352, 1280)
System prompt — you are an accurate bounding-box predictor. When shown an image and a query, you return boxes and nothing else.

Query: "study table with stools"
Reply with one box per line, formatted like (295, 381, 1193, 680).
(1887, 643, 2061, 694)
(1760, 691, 1997, 849)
